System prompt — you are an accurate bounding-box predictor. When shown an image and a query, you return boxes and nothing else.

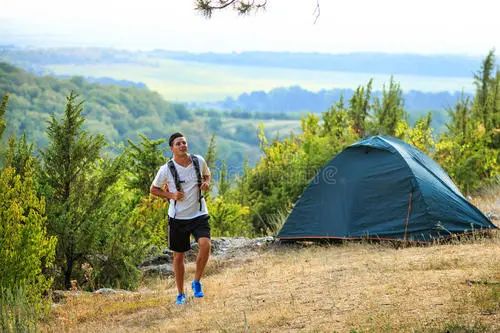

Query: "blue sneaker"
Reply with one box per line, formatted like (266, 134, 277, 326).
(175, 293, 186, 305)
(191, 280, 204, 298)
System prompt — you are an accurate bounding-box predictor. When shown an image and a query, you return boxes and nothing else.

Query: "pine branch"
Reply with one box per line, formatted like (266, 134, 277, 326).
(195, 0, 267, 18)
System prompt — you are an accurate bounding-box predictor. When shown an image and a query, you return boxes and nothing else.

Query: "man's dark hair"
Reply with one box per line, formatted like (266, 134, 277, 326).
(169, 132, 185, 147)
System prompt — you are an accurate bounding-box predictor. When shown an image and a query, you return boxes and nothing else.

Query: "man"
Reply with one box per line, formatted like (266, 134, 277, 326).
(150, 132, 211, 305)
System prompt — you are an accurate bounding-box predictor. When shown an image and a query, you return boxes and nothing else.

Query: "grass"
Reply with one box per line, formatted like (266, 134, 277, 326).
(40, 187, 499, 332)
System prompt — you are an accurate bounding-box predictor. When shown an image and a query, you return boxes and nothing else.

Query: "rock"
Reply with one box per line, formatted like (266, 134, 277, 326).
(190, 242, 199, 252)
(51, 290, 68, 303)
(51, 290, 86, 303)
(485, 211, 498, 221)
(208, 236, 275, 259)
(140, 263, 174, 277)
(252, 236, 275, 247)
(138, 237, 276, 274)
(138, 253, 172, 267)
(94, 288, 117, 294)
(94, 288, 132, 295)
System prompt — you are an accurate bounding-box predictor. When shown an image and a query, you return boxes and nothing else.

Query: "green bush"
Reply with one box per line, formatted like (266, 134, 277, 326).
(208, 196, 252, 237)
(0, 286, 39, 333)
(0, 165, 56, 307)
(90, 190, 168, 290)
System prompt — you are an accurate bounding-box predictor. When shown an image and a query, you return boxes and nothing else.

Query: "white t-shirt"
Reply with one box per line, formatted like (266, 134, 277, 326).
(152, 154, 210, 219)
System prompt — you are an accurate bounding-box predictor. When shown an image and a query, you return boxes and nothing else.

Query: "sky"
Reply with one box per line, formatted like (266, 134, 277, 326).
(1, 0, 499, 55)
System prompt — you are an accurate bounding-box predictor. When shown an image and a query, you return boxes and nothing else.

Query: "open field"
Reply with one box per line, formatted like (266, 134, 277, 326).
(220, 118, 301, 137)
(45, 57, 475, 102)
(41, 187, 499, 332)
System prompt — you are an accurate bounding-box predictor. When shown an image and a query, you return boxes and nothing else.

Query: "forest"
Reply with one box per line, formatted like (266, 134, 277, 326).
(0, 62, 266, 168)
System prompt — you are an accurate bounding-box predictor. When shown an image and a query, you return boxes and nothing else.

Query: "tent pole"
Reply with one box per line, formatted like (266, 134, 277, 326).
(403, 191, 413, 241)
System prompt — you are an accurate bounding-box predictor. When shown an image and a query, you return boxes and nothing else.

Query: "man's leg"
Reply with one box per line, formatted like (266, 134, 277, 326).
(194, 237, 211, 281)
(173, 251, 185, 294)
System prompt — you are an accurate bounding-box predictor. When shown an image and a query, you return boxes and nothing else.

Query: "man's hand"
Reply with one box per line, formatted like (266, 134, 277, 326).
(172, 191, 184, 201)
(200, 181, 210, 192)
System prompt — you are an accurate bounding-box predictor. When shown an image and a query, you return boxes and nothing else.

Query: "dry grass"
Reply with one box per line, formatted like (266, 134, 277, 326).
(40, 187, 500, 332)
(470, 184, 499, 222)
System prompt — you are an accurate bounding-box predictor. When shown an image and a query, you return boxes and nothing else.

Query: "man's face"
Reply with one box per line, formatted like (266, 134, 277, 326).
(171, 136, 188, 156)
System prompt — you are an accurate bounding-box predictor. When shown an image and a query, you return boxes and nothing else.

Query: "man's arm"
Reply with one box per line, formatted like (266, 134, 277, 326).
(200, 174, 211, 192)
(150, 185, 184, 201)
(199, 156, 211, 192)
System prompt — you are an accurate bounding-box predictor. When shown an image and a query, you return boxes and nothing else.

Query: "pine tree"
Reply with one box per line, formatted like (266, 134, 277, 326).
(373, 77, 407, 136)
(492, 71, 500, 149)
(348, 79, 373, 137)
(396, 112, 435, 154)
(40, 92, 122, 289)
(322, 95, 346, 135)
(0, 94, 7, 140)
(218, 160, 230, 196)
(0, 166, 57, 322)
(126, 134, 166, 196)
(473, 50, 495, 131)
(205, 134, 217, 171)
(435, 51, 500, 193)
(0, 95, 56, 323)
(471, 50, 499, 150)
(446, 93, 472, 144)
(6, 134, 36, 179)
(0, 94, 8, 166)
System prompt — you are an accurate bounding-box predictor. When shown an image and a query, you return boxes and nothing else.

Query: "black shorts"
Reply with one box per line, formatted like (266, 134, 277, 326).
(168, 214, 211, 253)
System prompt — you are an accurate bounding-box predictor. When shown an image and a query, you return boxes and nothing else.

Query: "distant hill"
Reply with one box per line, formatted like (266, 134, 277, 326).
(150, 50, 482, 78)
(0, 47, 477, 103)
(0, 62, 178, 147)
(207, 86, 470, 113)
(197, 86, 472, 132)
(1, 47, 481, 79)
(0, 62, 263, 169)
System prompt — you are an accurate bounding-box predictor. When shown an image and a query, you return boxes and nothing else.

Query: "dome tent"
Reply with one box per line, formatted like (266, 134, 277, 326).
(278, 136, 496, 241)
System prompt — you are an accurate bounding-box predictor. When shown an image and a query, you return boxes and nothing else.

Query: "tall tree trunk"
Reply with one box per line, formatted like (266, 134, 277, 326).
(64, 256, 74, 290)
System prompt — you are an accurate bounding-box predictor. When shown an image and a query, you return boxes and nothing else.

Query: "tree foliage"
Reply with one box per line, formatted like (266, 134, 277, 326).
(217, 160, 230, 196)
(396, 112, 434, 154)
(0, 62, 253, 171)
(195, 0, 267, 18)
(348, 79, 372, 137)
(40, 92, 123, 289)
(88, 181, 167, 290)
(0, 62, 184, 149)
(0, 94, 7, 140)
(372, 77, 407, 136)
(434, 51, 499, 193)
(208, 197, 252, 237)
(5, 135, 38, 179)
(205, 134, 217, 172)
(0, 147, 56, 310)
(473, 50, 496, 132)
(126, 134, 166, 196)
(0, 95, 55, 331)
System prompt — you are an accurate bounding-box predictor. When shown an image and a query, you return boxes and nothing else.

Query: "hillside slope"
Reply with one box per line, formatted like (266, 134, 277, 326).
(42, 187, 499, 332)
(0, 62, 271, 168)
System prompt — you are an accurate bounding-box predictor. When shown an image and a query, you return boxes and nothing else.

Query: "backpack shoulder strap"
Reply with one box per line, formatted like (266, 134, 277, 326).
(190, 154, 204, 211)
(191, 154, 202, 186)
(167, 160, 182, 192)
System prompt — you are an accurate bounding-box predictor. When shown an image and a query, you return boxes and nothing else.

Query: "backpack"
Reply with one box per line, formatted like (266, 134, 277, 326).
(167, 154, 204, 212)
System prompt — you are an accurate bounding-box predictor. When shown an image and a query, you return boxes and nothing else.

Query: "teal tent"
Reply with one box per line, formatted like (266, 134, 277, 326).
(278, 136, 496, 241)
